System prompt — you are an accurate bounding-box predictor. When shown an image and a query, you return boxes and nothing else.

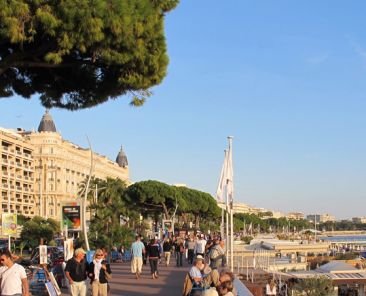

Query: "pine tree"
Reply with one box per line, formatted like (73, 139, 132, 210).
(0, 0, 179, 109)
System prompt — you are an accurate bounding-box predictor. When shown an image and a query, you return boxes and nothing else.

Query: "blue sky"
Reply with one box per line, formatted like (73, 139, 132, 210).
(1, 1, 366, 219)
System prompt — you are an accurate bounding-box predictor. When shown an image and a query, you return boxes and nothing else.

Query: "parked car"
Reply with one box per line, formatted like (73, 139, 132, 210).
(0, 239, 9, 251)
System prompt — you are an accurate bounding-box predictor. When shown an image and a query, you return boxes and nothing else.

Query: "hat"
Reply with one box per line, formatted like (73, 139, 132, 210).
(74, 248, 86, 255)
(196, 255, 204, 260)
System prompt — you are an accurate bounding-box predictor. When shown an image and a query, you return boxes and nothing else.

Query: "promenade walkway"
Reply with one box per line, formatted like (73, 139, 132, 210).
(60, 261, 253, 296)
(108, 261, 187, 296)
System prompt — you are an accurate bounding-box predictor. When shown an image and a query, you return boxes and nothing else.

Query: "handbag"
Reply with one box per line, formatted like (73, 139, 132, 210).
(104, 270, 112, 280)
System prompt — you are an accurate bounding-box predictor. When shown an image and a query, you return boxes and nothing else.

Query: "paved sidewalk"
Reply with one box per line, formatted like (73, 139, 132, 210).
(108, 261, 187, 296)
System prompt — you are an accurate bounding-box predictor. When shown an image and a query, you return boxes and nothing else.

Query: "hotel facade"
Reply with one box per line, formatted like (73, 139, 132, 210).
(0, 111, 129, 221)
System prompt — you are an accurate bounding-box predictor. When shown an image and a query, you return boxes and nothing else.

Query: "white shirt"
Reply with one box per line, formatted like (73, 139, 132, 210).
(0, 263, 27, 295)
(266, 284, 277, 295)
(194, 239, 207, 254)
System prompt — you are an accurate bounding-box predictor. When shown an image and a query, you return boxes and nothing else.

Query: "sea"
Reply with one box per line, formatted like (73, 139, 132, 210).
(319, 235, 366, 243)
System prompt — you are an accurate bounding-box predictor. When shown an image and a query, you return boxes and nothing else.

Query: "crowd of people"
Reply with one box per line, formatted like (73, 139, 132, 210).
(128, 232, 235, 296)
(0, 232, 242, 296)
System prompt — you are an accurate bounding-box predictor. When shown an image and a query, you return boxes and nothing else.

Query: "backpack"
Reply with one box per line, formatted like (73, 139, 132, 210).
(209, 247, 220, 260)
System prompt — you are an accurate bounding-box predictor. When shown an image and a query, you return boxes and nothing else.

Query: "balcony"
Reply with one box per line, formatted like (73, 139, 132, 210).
(24, 165, 34, 171)
(2, 146, 8, 151)
(1, 184, 8, 188)
(16, 186, 22, 191)
(2, 159, 8, 164)
(16, 151, 22, 156)
(16, 175, 22, 180)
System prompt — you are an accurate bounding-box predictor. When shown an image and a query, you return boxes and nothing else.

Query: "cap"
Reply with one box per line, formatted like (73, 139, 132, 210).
(74, 248, 86, 255)
(196, 255, 204, 260)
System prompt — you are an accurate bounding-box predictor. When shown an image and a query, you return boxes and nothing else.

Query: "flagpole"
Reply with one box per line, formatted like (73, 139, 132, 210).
(227, 136, 234, 272)
(226, 197, 229, 262)
(216, 149, 228, 243)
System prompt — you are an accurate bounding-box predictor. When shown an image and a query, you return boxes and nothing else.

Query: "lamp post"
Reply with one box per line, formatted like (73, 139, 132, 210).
(81, 136, 94, 251)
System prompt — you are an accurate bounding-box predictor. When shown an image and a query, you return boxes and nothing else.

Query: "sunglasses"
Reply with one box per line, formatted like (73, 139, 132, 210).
(96, 254, 103, 256)
(0, 259, 5, 262)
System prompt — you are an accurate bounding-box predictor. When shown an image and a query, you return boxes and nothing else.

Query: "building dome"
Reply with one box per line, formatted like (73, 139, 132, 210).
(38, 110, 57, 132)
(116, 146, 128, 168)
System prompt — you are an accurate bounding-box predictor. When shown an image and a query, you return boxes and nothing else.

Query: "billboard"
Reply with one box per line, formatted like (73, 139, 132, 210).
(2, 213, 17, 236)
(62, 206, 81, 231)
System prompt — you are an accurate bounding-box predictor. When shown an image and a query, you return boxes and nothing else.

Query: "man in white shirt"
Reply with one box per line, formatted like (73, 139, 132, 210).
(194, 235, 207, 258)
(0, 249, 29, 296)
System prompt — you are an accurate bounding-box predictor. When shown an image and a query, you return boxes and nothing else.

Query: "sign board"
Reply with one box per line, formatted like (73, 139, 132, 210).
(62, 206, 81, 231)
(45, 281, 58, 296)
(63, 238, 74, 261)
(39, 245, 48, 265)
(1, 213, 17, 236)
(48, 272, 61, 295)
(162, 219, 174, 237)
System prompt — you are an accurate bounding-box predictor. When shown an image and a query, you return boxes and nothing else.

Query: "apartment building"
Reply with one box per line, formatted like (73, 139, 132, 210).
(0, 128, 35, 216)
(0, 110, 129, 221)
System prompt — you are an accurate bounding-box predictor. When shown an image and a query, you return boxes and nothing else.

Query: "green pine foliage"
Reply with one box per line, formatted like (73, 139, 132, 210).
(0, 0, 179, 109)
(293, 276, 334, 296)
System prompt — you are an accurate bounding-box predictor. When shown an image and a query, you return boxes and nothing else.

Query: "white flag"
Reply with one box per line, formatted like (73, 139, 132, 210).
(248, 222, 252, 231)
(216, 150, 228, 202)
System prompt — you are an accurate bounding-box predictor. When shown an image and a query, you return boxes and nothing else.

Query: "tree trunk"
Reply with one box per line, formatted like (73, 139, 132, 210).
(195, 215, 200, 229)
(161, 202, 169, 220)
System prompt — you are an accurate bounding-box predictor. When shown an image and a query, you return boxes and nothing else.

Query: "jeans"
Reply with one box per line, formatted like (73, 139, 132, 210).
(149, 258, 158, 274)
(176, 252, 183, 266)
(188, 249, 194, 264)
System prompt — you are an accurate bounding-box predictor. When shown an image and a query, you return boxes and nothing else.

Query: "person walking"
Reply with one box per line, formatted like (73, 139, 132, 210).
(266, 279, 277, 295)
(131, 235, 145, 279)
(176, 238, 185, 267)
(209, 240, 226, 269)
(162, 238, 173, 266)
(194, 234, 207, 258)
(87, 249, 112, 296)
(146, 238, 160, 279)
(0, 249, 29, 296)
(187, 237, 196, 264)
(65, 248, 88, 296)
